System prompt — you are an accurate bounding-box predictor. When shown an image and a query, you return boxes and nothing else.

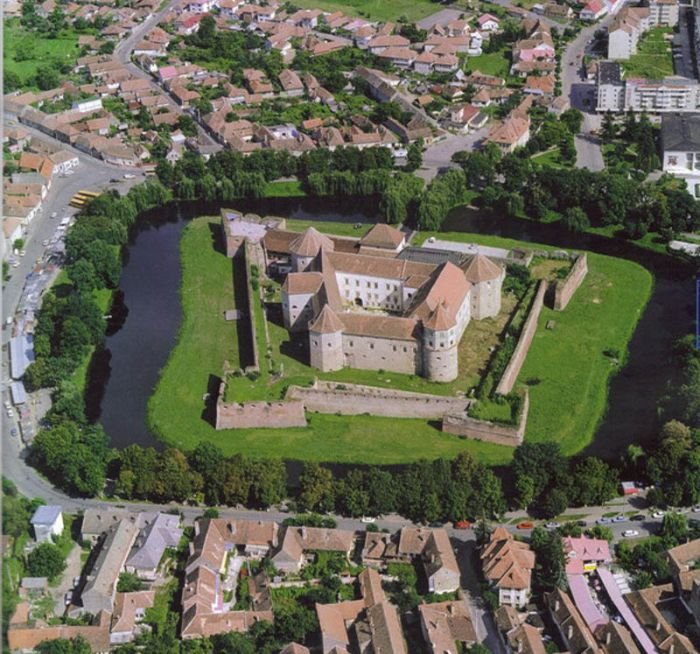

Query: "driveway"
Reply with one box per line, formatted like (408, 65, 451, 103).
(52, 543, 81, 615)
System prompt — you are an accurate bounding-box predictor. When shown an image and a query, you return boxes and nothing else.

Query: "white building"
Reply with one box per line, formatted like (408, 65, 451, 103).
(72, 97, 103, 113)
(30, 506, 64, 543)
(661, 113, 700, 197)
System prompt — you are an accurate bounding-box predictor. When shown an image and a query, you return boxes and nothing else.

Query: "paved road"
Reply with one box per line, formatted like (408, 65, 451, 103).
(417, 8, 465, 30)
(418, 127, 490, 181)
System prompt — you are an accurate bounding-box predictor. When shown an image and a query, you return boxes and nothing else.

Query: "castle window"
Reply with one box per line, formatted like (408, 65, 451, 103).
(386, 283, 390, 290)
(345, 277, 349, 284)
(393, 346, 397, 351)
(370, 343, 374, 349)
(349, 341, 354, 347)
(429, 341, 433, 347)
(366, 281, 371, 287)
(450, 339, 454, 345)
(328, 342, 332, 347)
(356, 280, 359, 286)
(403, 347, 407, 352)
(374, 282, 378, 288)
(313, 340, 318, 346)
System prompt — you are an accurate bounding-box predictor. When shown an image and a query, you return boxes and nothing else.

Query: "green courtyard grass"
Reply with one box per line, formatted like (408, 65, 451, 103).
(466, 48, 512, 78)
(292, 0, 437, 22)
(622, 27, 674, 79)
(4, 20, 83, 88)
(263, 180, 306, 198)
(148, 218, 651, 464)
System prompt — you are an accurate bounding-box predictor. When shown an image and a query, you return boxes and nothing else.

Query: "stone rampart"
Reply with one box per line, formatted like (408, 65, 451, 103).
(442, 390, 528, 447)
(495, 280, 547, 395)
(241, 240, 259, 372)
(216, 382, 306, 429)
(286, 381, 471, 419)
(553, 252, 588, 311)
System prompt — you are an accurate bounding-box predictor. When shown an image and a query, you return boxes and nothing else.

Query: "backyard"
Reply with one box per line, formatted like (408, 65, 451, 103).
(4, 20, 83, 88)
(466, 47, 512, 78)
(292, 0, 438, 22)
(621, 27, 674, 79)
(148, 218, 651, 465)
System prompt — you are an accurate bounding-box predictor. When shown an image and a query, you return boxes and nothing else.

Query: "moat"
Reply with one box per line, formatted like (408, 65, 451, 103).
(86, 197, 695, 462)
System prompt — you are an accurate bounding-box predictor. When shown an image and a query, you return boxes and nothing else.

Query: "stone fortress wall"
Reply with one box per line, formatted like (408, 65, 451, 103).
(554, 252, 588, 311)
(495, 280, 547, 396)
(286, 381, 472, 419)
(442, 390, 529, 447)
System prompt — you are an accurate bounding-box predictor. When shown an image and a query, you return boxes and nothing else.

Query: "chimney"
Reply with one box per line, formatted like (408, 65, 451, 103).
(554, 599, 560, 612)
(656, 621, 661, 632)
(567, 625, 574, 640)
(517, 638, 524, 653)
(606, 630, 611, 645)
(668, 645, 675, 654)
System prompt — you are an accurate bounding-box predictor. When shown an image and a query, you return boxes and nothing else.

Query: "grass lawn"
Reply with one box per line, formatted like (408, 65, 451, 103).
(531, 147, 570, 170)
(4, 20, 82, 88)
(285, 218, 373, 238)
(292, 0, 437, 22)
(466, 48, 512, 78)
(263, 180, 306, 198)
(622, 27, 674, 79)
(149, 219, 651, 465)
(148, 216, 514, 465)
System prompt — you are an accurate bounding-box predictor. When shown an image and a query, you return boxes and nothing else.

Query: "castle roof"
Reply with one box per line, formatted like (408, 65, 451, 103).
(360, 223, 405, 250)
(309, 305, 345, 334)
(409, 261, 471, 329)
(424, 302, 453, 331)
(282, 272, 324, 295)
(463, 254, 503, 283)
(289, 227, 334, 257)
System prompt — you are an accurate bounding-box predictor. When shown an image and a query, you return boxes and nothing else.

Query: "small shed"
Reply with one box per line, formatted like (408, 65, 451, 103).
(10, 381, 27, 405)
(620, 481, 639, 496)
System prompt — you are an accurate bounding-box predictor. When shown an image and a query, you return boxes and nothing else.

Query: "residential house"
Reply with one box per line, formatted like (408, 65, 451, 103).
(667, 538, 700, 621)
(396, 528, 461, 594)
(563, 536, 612, 574)
(418, 601, 477, 653)
(477, 13, 500, 31)
(378, 47, 416, 69)
(316, 567, 408, 654)
(487, 114, 530, 153)
(73, 97, 103, 113)
(523, 74, 556, 96)
(660, 112, 700, 197)
(49, 150, 80, 174)
(481, 526, 534, 608)
(368, 34, 410, 54)
(607, 6, 651, 60)
(544, 2, 573, 20)
(546, 587, 600, 653)
(110, 591, 156, 644)
(272, 526, 355, 574)
(580, 0, 607, 21)
(30, 506, 63, 543)
(81, 519, 139, 614)
(125, 513, 183, 580)
(278, 69, 304, 97)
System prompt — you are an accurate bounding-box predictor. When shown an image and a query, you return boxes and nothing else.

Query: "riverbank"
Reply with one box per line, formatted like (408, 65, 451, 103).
(145, 215, 652, 463)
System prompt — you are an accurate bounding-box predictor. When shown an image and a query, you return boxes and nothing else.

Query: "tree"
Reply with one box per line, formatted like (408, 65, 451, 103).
(117, 572, 144, 592)
(405, 142, 423, 173)
(35, 65, 60, 90)
(27, 542, 65, 581)
(586, 525, 613, 541)
(601, 111, 617, 141)
(36, 636, 92, 654)
(569, 457, 618, 506)
(539, 488, 569, 519)
(560, 108, 584, 135)
(530, 528, 566, 592)
(660, 512, 689, 547)
(67, 259, 99, 294)
(298, 463, 334, 513)
(4, 70, 22, 93)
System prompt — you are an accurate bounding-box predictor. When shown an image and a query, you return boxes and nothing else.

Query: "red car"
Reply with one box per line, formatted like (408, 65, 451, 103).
(454, 520, 471, 530)
(516, 521, 534, 530)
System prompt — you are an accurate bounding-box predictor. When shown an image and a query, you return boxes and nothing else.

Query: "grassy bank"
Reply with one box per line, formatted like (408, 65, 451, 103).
(148, 218, 651, 463)
(292, 0, 437, 22)
(417, 230, 653, 454)
(263, 180, 306, 198)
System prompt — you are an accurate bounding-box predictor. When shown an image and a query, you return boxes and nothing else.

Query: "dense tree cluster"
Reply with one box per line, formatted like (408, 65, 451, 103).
(512, 442, 620, 518)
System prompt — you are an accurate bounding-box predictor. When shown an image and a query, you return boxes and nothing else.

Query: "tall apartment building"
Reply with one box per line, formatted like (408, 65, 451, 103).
(607, 0, 678, 60)
(660, 113, 700, 197)
(596, 61, 700, 113)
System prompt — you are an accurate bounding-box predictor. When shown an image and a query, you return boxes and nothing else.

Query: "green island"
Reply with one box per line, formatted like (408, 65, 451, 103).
(148, 215, 652, 465)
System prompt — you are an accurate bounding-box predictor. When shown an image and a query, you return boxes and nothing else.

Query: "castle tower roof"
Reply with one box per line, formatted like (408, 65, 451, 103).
(360, 223, 405, 249)
(463, 254, 502, 283)
(289, 227, 334, 257)
(309, 305, 344, 334)
(424, 302, 454, 331)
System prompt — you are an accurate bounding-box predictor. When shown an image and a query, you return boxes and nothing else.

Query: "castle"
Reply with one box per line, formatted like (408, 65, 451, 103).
(261, 223, 505, 383)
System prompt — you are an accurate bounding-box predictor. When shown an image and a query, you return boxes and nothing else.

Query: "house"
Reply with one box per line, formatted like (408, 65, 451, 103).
(397, 528, 461, 594)
(272, 526, 355, 574)
(487, 115, 530, 153)
(72, 97, 103, 113)
(607, 6, 650, 60)
(523, 74, 556, 96)
(660, 112, 700, 198)
(110, 591, 156, 644)
(278, 69, 304, 97)
(49, 150, 80, 174)
(546, 587, 600, 653)
(419, 601, 477, 653)
(477, 13, 500, 31)
(667, 538, 700, 621)
(544, 2, 573, 20)
(81, 519, 139, 614)
(481, 527, 534, 608)
(378, 46, 416, 69)
(30, 506, 63, 543)
(81, 508, 137, 545)
(580, 0, 607, 21)
(125, 513, 183, 580)
(368, 34, 410, 54)
(316, 567, 408, 654)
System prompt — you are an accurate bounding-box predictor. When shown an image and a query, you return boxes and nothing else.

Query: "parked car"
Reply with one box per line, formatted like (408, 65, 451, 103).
(360, 516, 376, 524)
(73, 576, 81, 588)
(454, 520, 471, 530)
(545, 522, 560, 529)
(123, 173, 136, 179)
(42, 239, 50, 246)
(577, 520, 588, 527)
(622, 530, 639, 537)
(652, 511, 665, 519)
(5, 408, 12, 418)
(4, 401, 11, 411)
(516, 521, 534, 530)
(631, 514, 645, 521)
(612, 515, 626, 523)
(10, 428, 18, 438)
(50, 212, 57, 218)
(597, 517, 612, 524)
(693, 506, 700, 513)
(64, 592, 73, 606)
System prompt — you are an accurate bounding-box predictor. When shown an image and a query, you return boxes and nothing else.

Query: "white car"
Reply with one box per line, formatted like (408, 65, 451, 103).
(123, 173, 136, 179)
(652, 511, 665, 519)
(6, 408, 12, 418)
(64, 170, 75, 176)
(622, 530, 639, 537)
(50, 212, 57, 219)
(42, 239, 50, 246)
(361, 516, 376, 524)
(3, 401, 11, 411)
